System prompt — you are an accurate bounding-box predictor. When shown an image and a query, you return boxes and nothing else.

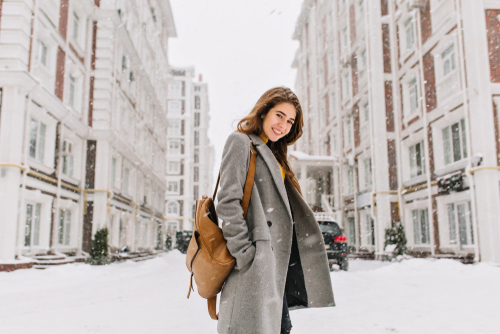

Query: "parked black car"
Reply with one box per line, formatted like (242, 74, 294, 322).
(175, 231, 192, 254)
(317, 218, 348, 271)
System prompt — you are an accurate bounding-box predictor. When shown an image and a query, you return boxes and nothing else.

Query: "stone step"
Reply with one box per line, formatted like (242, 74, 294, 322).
(33, 258, 76, 266)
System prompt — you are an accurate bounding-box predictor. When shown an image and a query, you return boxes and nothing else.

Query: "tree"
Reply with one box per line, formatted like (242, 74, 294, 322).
(87, 228, 111, 265)
(384, 222, 407, 257)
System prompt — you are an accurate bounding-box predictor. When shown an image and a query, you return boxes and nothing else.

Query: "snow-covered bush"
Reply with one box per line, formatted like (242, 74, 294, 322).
(87, 228, 111, 265)
(384, 222, 407, 259)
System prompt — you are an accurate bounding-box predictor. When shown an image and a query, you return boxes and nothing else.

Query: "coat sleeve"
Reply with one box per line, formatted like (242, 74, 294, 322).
(216, 133, 256, 270)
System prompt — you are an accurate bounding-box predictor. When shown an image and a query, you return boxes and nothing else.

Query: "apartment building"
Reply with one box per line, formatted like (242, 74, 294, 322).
(0, 0, 176, 269)
(165, 68, 214, 234)
(292, 0, 500, 263)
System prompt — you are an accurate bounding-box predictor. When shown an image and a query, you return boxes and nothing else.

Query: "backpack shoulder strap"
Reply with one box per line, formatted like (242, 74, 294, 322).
(212, 142, 258, 219)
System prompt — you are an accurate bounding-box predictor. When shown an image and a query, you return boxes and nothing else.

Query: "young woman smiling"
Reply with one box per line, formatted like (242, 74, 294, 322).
(216, 87, 335, 334)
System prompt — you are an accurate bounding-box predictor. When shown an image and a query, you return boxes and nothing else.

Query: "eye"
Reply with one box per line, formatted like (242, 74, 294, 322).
(288, 120, 294, 125)
(277, 113, 282, 118)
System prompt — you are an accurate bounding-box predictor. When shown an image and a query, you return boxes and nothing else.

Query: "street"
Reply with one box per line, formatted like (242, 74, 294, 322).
(1, 252, 498, 334)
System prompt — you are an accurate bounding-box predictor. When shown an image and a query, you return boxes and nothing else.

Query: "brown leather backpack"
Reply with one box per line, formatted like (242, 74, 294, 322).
(186, 142, 257, 320)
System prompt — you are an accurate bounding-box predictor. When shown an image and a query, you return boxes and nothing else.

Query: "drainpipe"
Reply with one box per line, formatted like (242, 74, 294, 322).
(344, 0, 360, 250)
(389, 0, 406, 228)
(52, 0, 74, 254)
(16, 0, 41, 259)
(76, 7, 98, 257)
(414, 6, 436, 256)
(362, 0, 380, 254)
(332, 0, 345, 229)
(454, 0, 480, 262)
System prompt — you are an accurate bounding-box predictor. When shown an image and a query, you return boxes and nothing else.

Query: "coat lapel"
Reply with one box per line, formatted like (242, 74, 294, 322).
(248, 134, 292, 221)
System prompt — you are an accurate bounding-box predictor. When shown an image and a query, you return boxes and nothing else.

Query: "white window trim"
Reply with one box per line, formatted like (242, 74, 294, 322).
(57, 199, 79, 248)
(28, 103, 57, 173)
(431, 108, 469, 176)
(167, 201, 180, 216)
(21, 190, 54, 252)
(435, 190, 473, 251)
(401, 135, 427, 185)
(405, 199, 432, 248)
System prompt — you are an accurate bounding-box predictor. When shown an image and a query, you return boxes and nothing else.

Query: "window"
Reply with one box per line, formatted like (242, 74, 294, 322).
(194, 112, 200, 127)
(194, 166, 199, 182)
(193, 185, 199, 201)
(167, 201, 179, 215)
(168, 82, 183, 97)
(194, 86, 201, 92)
(72, 13, 79, 41)
(347, 217, 356, 245)
(37, 40, 47, 67)
(168, 181, 178, 193)
(442, 44, 456, 76)
(343, 26, 348, 50)
(364, 101, 370, 122)
(68, 75, 76, 107)
(119, 218, 126, 247)
(346, 117, 352, 146)
(442, 119, 467, 165)
(168, 101, 182, 116)
(361, 49, 367, 73)
(194, 148, 199, 163)
(123, 168, 130, 194)
(168, 121, 180, 136)
(194, 131, 199, 146)
(343, 72, 350, 99)
(24, 203, 41, 247)
(122, 55, 129, 71)
(366, 214, 374, 246)
(194, 95, 201, 109)
(167, 221, 178, 233)
(111, 157, 116, 187)
(409, 141, 425, 178)
(408, 77, 418, 114)
(447, 201, 474, 246)
(58, 209, 71, 245)
(168, 161, 180, 174)
(405, 17, 415, 51)
(347, 167, 354, 195)
(333, 134, 338, 153)
(412, 209, 430, 244)
(62, 140, 74, 177)
(29, 118, 46, 163)
(364, 158, 372, 188)
(168, 141, 180, 155)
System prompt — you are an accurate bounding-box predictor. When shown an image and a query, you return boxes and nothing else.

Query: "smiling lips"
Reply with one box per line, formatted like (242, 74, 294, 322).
(272, 127, 283, 136)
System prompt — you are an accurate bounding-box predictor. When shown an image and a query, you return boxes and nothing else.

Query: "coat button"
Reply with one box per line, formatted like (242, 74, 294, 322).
(267, 221, 272, 227)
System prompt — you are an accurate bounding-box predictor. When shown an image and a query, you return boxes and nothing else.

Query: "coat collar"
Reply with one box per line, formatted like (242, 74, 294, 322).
(248, 133, 292, 221)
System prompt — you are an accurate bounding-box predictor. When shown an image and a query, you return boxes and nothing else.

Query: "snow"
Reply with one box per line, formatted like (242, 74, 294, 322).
(1, 253, 499, 334)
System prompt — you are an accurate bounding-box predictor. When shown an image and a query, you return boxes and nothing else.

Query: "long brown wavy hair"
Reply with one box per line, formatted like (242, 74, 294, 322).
(237, 86, 304, 194)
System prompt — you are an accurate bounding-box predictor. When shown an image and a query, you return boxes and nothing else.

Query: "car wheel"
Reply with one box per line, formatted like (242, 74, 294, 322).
(339, 260, 348, 271)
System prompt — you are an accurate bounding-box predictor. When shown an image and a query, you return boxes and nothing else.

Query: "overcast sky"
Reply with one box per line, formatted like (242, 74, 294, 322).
(168, 0, 303, 184)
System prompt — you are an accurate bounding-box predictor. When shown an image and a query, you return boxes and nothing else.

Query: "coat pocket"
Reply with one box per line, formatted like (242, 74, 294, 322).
(249, 226, 272, 242)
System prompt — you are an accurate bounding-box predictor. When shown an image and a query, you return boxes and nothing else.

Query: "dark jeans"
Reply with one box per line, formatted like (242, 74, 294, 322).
(281, 293, 292, 334)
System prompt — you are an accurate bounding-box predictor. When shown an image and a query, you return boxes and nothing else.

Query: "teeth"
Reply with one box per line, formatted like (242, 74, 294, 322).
(272, 128, 282, 135)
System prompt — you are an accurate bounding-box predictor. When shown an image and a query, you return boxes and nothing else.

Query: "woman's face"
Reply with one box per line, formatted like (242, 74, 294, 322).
(261, 103, 296, 142)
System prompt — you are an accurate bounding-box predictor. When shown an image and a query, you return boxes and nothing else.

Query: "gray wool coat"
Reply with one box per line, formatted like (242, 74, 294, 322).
(216, 133, 335, 334)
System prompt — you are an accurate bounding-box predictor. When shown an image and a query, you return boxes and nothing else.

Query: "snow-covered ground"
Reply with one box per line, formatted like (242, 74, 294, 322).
(1, 252, 499, 334)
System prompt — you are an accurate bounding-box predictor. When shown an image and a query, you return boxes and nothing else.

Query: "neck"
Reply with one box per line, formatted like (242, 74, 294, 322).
(258, 133, 269, 144)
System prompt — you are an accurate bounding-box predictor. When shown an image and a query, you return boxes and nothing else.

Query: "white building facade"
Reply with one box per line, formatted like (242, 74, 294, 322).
(0, 0, 176, 269)
(292, 0, 500, 264)
(165, 68, 214, 234)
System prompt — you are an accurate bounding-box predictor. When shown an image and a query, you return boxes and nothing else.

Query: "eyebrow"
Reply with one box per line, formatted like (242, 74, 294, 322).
(277, 110, 295, 122)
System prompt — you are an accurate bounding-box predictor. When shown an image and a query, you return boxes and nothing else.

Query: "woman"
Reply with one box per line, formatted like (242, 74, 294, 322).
(216, 87, 335, 334)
